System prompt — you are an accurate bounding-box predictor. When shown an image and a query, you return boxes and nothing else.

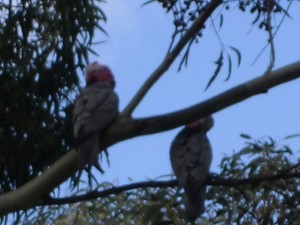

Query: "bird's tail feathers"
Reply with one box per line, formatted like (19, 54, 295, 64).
(77, 133, 100, 169)
(184, 186, 206, 220)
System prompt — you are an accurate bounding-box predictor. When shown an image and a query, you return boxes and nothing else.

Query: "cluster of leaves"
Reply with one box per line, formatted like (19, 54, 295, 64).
(144, 0, 292, 90)
(0, 0, 106, 192)
(152, 0, 290, 32)
(144, 0, 241, 89)
(236, 0, 291, 30)
(206, 135, 300, 224)
(159, 0, 208, 31)
(12, 136, 300, 224)
(11, 182, 183, 225)
(150, 0, 210, 48)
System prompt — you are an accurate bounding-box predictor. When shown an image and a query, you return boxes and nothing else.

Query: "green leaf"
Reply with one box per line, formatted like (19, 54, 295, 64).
(237, 147, 256, 157)
(246, 157, 265, 171)
(284, 134, 300, 139)
(229, 46, 242, 67)
(178, 39, 193, 71)
(205, 51, 223, 90)
(141, 0, 157, 7)
(240, 133, 252, 139)
(225, 54, 232, 81)
(219, 14, 224, 28)
(252, 11, 261, 24)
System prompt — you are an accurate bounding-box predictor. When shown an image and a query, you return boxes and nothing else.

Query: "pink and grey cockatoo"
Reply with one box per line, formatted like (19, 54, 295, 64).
(73, 62, 119, 169)
(170, 116, 214, 219)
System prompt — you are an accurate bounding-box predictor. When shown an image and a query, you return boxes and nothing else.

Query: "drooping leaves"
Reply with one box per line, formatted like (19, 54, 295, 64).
(205, 51, 223, 90)
(0, 0, 106, 192)
(144, 0, 290, 89)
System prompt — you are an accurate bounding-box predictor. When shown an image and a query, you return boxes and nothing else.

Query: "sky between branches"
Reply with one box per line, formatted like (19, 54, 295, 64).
(82, 0, 300, 185)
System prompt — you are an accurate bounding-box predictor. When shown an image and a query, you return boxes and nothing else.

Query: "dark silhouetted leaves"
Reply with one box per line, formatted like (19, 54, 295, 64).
(205, 51, 223, 90)
(0, 0, 106, 193)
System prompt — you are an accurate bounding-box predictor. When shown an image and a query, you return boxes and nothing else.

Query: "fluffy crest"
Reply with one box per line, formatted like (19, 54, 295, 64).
(85, 61, 115, 86)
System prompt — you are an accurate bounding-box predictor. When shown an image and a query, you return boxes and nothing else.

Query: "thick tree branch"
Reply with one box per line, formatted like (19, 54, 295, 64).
(121, 0, 223, 117)
(1, 61, 300, 215)
(0, 151, 78, 215)
(110, 61, 300, 143)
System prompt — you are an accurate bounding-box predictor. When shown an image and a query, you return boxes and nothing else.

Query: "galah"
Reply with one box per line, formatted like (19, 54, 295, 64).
(73, 62, 119, 169)
(170, 116, 214, 219)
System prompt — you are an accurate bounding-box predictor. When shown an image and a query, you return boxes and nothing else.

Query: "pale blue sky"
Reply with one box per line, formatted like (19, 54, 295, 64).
(86, 0, 300, 185)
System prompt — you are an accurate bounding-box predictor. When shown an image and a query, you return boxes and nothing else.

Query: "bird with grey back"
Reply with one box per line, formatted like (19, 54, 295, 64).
(170, 116, 214, 220)
(73, 62, 119, 169)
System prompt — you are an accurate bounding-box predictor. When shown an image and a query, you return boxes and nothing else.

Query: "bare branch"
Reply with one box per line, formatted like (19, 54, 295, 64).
(113, 61, 300, 141)
(210, 172, 300, 187)
(1, 61, 300, 215)
(45, 180, 178, 206)
(264, 0, 276, 75)
(44, 162, 300, 206)
(251, 1, 292, 67)
(121, 0, 223, 117)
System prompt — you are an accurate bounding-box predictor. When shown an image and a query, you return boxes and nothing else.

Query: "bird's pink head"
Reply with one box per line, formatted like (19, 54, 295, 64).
(85, 61, 115, 86)
(186, 116, 214, 132)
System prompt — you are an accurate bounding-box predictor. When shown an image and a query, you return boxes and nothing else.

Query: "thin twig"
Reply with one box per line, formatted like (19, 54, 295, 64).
(264, 0, 276, 75)
(252, 1, 292, 67)
(46, 165, 300, 206)
(47, 180, 178, 205)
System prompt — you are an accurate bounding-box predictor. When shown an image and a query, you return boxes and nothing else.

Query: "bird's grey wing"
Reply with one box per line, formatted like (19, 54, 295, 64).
(187, 134, 212, 186)
(170, 130, 190, 186)
(73, 85, 119, 140)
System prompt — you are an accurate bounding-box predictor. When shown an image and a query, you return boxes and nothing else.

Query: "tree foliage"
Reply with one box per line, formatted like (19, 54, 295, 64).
(14, 136, 300, 224)
(0, 0, 105, 191)
(1, 0, 300, 224)
(207, 136, 300, 224)
(150, 0, 292, 82)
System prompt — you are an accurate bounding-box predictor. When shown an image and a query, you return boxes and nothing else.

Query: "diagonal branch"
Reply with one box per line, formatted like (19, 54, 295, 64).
(1, 60, 300, 215)
(121, 0, 223, 117)
(112, 61, 300, 142)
